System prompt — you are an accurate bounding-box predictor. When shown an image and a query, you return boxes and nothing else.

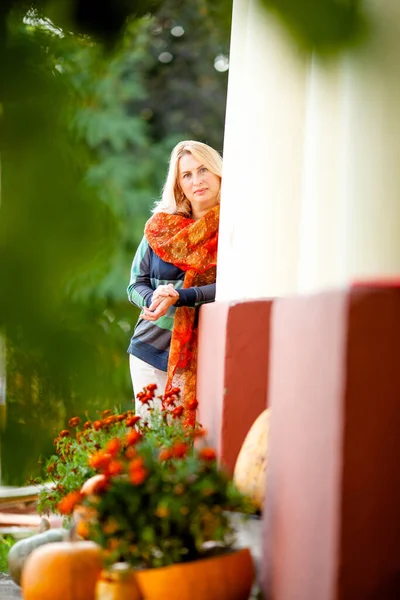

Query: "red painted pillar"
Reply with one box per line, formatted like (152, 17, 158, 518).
(262, 287, 400, 600)
(196, 299, 272, 474)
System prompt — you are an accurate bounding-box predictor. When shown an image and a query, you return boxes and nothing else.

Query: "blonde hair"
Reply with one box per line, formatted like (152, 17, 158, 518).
(154, 140, 223, 217)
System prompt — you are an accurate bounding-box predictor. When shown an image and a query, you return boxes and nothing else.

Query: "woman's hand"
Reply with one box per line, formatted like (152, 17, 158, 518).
(151, 283, 179, 303)
(142, 295, 178, 322)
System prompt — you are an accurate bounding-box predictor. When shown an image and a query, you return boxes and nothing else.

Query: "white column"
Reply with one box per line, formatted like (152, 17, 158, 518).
(297, 58, 345, 293)
(338, 0, 400, 281)
(217, 0, 307, 301)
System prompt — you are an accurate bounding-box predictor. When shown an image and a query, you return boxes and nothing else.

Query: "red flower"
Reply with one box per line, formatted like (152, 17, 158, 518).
(93, 420, 103, 431)
(125, 430, 143, 446)
(172, 406, 184, 419)
(188, 399, 199, 411)
(199, 447, 217, 461)
(68, 416, 81, 428)
(171, 442, 189, 458)
(146, 384, 157, 391)
(58, 491, 82, 515)
(59, 430, 70, 438)
(101, 409, 112, 418)
(83, 421, 92, 429)
(105, 438, 121, 457)
(126, 416, 141, 427)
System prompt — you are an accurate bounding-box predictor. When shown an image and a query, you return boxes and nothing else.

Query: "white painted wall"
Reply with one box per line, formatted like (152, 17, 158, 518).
(217, 0, 400, 301)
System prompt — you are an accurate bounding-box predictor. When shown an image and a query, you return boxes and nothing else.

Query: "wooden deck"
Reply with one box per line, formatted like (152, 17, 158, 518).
(0, 484, 62, 534)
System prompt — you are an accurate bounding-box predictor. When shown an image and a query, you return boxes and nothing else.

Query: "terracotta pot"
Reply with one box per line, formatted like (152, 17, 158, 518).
(96, 564, 142, 600)
(233, 408, 269, 511)
(97, 549, 254, 600)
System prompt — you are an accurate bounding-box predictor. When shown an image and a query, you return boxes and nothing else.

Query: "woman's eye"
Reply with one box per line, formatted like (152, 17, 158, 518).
(200, 167, 207, 173)
(182, 173, 190, 179)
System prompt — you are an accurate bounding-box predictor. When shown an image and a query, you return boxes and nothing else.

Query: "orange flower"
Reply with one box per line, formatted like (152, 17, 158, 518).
(76, 519, 90, 539)
(188, 399, 199, 411)
(128, 457, 148, 485)
(139, 393, 152, 405)
(125, 447, 137, 460)
(192, 428, 207, 439)
(172, 406, 184, 419)
(105, 438, 121, 457)
(129, 467, 148, 486)
(68, 416, 81, 428)
(126, 416, 141, 427)
(199, 447, 217, 461)
(93, 420, 103, 431)
(46, 462, 56, 474)
(59, 430, 70, 438)
(58, 491, 82, 515)
(159, 448, 172, 461)
(125, 430, 142, 446)
(89, 451, 112, 472)
(163, 387, 180, 400)
(83, 420, 92, 429)
(101, 409, 112, 418)
(171, 442, 189, 458)
(103, 517, 119, 535)
(129, 458, 144, 471)
(107, 460, 123, 477)
(146, 383, 157, 392)
(155, 505, 169, 518)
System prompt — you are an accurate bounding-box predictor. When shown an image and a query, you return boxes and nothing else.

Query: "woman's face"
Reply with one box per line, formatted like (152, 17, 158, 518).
(178, 153, 221, 216)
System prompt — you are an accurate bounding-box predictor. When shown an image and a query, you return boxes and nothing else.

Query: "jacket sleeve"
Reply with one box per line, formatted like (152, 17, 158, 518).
(127, 237, 154, 309)
(175, 283, 216, 308)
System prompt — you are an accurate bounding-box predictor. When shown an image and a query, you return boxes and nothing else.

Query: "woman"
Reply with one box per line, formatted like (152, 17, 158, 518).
(127, 140, 222, 424)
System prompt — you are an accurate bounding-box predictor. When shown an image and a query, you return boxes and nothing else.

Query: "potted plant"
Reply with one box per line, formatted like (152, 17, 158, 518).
(56, 386, 256, 599)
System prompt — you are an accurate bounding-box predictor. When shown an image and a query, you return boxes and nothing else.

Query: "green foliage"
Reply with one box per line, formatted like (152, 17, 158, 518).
(36, 409, 137, 516)
(260, 0, 368, 55)
(0, 0, 232, 486)
(0, 535, 16, 572)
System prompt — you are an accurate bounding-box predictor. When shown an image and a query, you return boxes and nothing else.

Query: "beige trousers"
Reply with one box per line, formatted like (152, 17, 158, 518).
(129, 354, 168, 416)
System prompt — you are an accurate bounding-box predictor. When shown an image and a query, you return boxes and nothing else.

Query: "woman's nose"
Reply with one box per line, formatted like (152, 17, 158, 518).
(193, 173, 203, 185)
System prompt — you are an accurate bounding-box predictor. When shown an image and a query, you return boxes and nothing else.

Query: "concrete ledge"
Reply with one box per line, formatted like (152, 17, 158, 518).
(262, 287, 400, 600)
(197, 299, 272, 474)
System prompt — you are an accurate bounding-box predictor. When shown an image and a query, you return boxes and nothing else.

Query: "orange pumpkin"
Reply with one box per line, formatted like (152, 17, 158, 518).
(233, 409, 269, 511)
(135, 548, 254, 600)
(21, 541, 103, 600)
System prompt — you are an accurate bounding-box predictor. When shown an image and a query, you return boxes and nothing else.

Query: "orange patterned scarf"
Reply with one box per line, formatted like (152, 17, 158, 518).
(144, 204, 219, 426)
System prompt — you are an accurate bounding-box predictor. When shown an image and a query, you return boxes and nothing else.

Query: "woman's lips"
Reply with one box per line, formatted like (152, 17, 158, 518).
(194, 188, 207, 194)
